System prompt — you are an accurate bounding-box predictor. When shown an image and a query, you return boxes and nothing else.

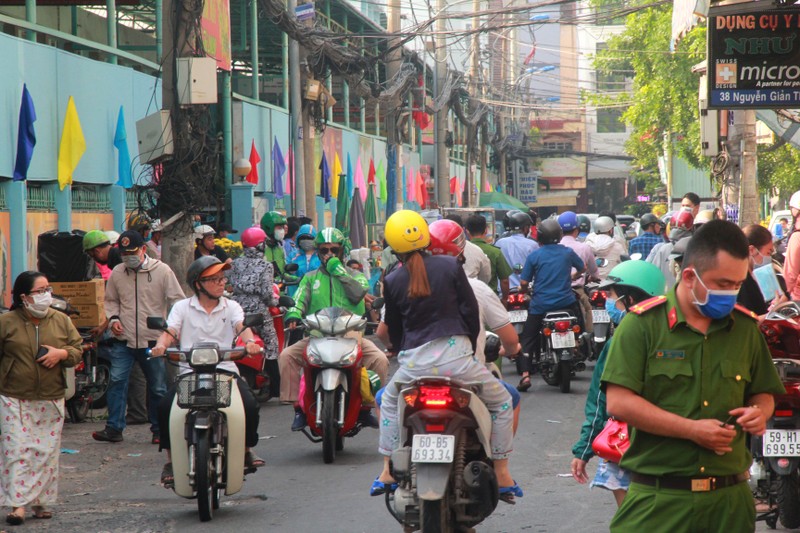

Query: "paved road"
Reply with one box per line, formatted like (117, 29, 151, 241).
(30, 359, 785, 531)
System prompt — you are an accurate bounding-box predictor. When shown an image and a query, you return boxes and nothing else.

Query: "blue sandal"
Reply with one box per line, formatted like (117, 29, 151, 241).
(499, 481, 523, 504)
(370, 476, 398, 496)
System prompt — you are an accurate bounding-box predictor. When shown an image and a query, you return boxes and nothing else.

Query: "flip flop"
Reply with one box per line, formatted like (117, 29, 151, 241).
(5, 513, 23, 526)
(31, 508, 51, 520)
(517, 376, 532, 392)
(245, 451, 266, 469)
(161, 462, 174, 489)
(370, 476, 398, 497)
(499, 481, 524, 504)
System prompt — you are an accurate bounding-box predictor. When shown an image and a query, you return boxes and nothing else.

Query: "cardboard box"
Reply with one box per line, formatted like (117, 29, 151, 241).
(69, 302, 105, 328)
(50, 280, 105, 305)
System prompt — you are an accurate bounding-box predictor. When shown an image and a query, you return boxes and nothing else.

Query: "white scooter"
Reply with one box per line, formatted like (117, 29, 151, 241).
(147, 314, 262, 522)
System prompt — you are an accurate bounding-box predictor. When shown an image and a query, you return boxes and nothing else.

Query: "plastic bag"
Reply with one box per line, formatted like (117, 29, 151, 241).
(37, 230, 91, 282)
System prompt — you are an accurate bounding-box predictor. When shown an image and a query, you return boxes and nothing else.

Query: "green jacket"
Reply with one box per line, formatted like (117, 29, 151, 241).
(286, 257, 369, 321)
(572, 342, 611, 462)
(0, 308, 82, 401)
(264, 242, 286, 276)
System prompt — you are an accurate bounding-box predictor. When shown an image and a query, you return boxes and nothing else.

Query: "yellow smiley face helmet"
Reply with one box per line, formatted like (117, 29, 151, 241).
(385, 210, 431, 254)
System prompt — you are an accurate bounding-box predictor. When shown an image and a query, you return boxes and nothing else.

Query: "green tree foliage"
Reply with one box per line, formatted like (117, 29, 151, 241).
(758, 141, 800, 195)
(588, 5, 707, 180)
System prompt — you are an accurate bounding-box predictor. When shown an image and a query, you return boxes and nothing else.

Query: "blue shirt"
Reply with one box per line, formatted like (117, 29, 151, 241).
(521, 244, 584, 314)
(286, 250, 322, 296)
(496, 234, 540, 288)
(628, 232, 663, 259)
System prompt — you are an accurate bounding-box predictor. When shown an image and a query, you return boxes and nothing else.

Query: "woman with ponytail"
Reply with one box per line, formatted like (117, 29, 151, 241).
(371, 211, 521, 502)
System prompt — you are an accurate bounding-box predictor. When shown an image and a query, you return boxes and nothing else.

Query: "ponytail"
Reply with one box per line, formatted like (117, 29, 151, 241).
(405, 251, 431, 299)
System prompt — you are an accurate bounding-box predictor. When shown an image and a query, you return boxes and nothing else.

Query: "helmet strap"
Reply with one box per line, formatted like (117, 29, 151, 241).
(195, 282, 220, 301)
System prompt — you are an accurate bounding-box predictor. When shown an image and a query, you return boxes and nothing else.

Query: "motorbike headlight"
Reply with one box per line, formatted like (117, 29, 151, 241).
(190, 348, 220, 366)
(339, 349, 358, 366)
(306, 347, 323, 366)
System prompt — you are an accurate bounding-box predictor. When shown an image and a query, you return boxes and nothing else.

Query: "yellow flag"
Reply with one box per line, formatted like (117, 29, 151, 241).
(331, 152, 343, 199)
(57, 96, 86, 190)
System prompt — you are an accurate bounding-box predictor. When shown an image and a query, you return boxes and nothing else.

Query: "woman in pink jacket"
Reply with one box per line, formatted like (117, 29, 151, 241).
(782, 191, 800, 300)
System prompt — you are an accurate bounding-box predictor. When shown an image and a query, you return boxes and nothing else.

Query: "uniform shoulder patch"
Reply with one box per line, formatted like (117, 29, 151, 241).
(733, 303, 758, 320)
(629, 295, 668, 315)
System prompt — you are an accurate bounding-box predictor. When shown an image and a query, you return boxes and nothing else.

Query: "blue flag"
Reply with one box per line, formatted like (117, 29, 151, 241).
(114, 106, 132, 188)
(13, 84, 36, 182)
(272, 137, 286, 199)
(346, 153, 354, 197)
(319, 153, 331, 203)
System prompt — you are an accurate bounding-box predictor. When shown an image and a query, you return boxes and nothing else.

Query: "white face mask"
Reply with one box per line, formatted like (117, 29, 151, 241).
(123, 254, 143, 270)
(25, 292, 52, 318)
(274, 229, 286, 241)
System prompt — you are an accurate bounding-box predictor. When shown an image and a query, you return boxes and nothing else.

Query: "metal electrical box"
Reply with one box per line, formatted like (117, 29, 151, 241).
(176, 57, 218, 105)
(698, 75, 719, 157)
(135, 110, 174, 164)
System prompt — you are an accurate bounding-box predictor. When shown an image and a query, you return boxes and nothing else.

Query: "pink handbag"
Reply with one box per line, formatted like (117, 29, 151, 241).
(591, 418, 630, 463)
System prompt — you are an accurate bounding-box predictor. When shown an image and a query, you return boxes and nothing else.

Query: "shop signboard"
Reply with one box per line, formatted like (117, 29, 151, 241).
(518, 172, 539, 204)
(708, 6, 800, 108)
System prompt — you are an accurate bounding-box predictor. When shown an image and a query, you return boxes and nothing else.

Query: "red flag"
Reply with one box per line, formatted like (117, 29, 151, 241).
(449, 176, 457, 195)
(368, 158, 376, 184)
(246, 139, 260, 184)
(417, 171, 428, 208)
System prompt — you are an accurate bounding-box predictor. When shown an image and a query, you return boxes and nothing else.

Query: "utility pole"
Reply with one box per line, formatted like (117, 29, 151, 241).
(288, 0, 306, 217)
(739, 109, 758, 226)
(465, 0, 480, 207)
(435, 0, 450, 208)
(386, 0, 403, 213)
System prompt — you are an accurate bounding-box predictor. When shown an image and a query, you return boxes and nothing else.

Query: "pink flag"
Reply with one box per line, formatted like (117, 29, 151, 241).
(285, 149, 294, 195)
(416, 170, 427, 208)
(407, 166, 416, 202)
(483, 175, 492, 193)
(355, 157, 367, 202)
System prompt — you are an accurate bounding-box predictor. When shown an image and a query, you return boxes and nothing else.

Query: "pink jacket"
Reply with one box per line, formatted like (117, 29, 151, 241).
(784, 232, 800, 299)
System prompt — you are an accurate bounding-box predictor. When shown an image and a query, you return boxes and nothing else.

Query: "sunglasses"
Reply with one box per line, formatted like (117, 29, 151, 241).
(318, 246, 341, 255)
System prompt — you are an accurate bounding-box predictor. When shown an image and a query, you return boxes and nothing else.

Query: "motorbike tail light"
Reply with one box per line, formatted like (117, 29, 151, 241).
(419, 386, 452, 408)
(450, 388, 471, 408)
(591, 290, 607, 306)
(425, 423, 446, 432)
(542, 327, 552, 336)
(779, 458, 791, 469)
(555, 321, 570, 332)
(402, 389, 419, 407)
(775, 409, 794, 417)
(75, 361, 85, 372)
(572, 325, 581, 334)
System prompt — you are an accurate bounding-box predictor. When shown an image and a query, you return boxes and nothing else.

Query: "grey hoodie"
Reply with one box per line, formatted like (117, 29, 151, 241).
(105, 256, 185, 349)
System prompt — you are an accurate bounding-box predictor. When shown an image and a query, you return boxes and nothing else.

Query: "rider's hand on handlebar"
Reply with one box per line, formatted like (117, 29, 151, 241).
(286, 318, 301, 330)
(150, 344, 167, 357)
(244, 341, 263, 356)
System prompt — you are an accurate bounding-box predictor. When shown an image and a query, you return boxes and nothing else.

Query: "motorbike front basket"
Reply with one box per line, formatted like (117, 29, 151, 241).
(176, 374, 233, 409)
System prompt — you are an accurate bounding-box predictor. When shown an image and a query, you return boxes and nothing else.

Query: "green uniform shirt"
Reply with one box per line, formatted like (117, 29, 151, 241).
(264, 243, 286, 275)
(601, 286, 784, 478)
(286, 257, 369, 321)
(470, 237, 512, 290)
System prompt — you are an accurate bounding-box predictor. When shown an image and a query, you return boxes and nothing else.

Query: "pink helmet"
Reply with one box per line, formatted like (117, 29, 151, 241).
(241, 226, 267, 248)
(428, 219, 466, 257)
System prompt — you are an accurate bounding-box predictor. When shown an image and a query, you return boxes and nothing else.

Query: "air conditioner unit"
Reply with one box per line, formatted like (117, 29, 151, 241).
(136, 110, 174, 164)
(698, 75, 719, 157)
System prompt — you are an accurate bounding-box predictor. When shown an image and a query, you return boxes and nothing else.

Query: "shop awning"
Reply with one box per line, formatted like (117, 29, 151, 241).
(671, 0, 708, 51)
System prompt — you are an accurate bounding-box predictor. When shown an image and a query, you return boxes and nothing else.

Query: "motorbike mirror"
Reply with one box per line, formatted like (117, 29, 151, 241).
(284, 263, 300, 274)
(596, 258, 609, 268)
(371, 297, 385, 311)
(512, 264, 524, 275)
(146, 316, 168, 330)
(629, 252, 643, 261)
(278, 295, 295, 308)
(242, 313, 265, 329)
(484, 332, 501, 364)
(619, 254, 631, 262)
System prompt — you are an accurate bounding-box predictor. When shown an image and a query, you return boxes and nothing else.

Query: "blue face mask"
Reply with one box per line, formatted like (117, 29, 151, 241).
(690, 269, 739, 319)
(605, 297, 626, 325)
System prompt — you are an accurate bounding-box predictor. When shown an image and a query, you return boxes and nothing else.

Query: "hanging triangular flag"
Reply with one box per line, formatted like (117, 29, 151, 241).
(13, 83, 36, 182)
(247, 139, 261, 184)
(346, 154, 354, 197)
(319, 152, 331, 203)
(285, 149, 293, 196)
(377, 160, 387, 203)
(407, 167, 416, 203)
(113, 106, 132, 188)
(57, 96, 86, 190)
(331, 153, 342, 199)
(368, 158, 376, 185)
(355, 157, 367, 202)
(272, 138, 285, 197)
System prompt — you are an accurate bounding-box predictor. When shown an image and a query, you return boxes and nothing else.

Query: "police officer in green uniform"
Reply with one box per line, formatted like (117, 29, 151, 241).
(602, 220, 784, 533)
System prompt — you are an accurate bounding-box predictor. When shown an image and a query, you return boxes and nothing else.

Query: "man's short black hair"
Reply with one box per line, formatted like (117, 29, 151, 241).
(683, 220, 749, 274)
(286, 220, 300, 239)
(599, 210, 617, 223)
(682, 192, 701, 206)
(445, 213, 464, 227)
(465, 214, 487, 236)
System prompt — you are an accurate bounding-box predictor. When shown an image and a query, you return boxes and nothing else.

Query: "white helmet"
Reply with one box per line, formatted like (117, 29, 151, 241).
(594, 216, 615, 234)
(103, 230, 120, 245)
(193, 224, 216, 240)
(694, 209, 714, 225)
(790, 191, 800, 210)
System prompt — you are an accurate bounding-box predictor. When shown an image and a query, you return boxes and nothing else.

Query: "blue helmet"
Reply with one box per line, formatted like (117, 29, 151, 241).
(558, 211, 578, 232)
(297, 224, 317, 240)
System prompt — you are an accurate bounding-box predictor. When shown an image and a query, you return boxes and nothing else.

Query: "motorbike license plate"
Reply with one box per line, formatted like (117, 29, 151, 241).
(508, 310, 528, 323)
(763, 430, 800, 456)
(592, 310, 610, 323)
(551, 331, 575, 349)
(411, 434, 455, 463)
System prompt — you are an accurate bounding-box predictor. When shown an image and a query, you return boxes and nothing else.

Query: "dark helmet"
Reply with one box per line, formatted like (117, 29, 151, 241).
(640, 213, 660, 230)
(186, 256, 230, 294)
(577, 215, 591, 234)
(503, 210, 533, 232)
(537, 219, 563, 245)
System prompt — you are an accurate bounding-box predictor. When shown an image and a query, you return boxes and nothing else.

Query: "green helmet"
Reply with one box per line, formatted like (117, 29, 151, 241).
(600, 260, 666, 299)
(260, 211, 287, 235)
(83, 230, 111, 251)
(315, 227, 346, 246)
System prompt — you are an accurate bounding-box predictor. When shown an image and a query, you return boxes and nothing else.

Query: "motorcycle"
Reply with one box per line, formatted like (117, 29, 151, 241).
(532, 308, 585, 393)
(296, 304, 379, 464)
(585, 282, 613, 360)
(235, 292, 294, 402)
(386, 377, 500, 533)
(507, 286, 530, 336)
(751, 301, 800, 529)
(146, 314, 263, 522)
